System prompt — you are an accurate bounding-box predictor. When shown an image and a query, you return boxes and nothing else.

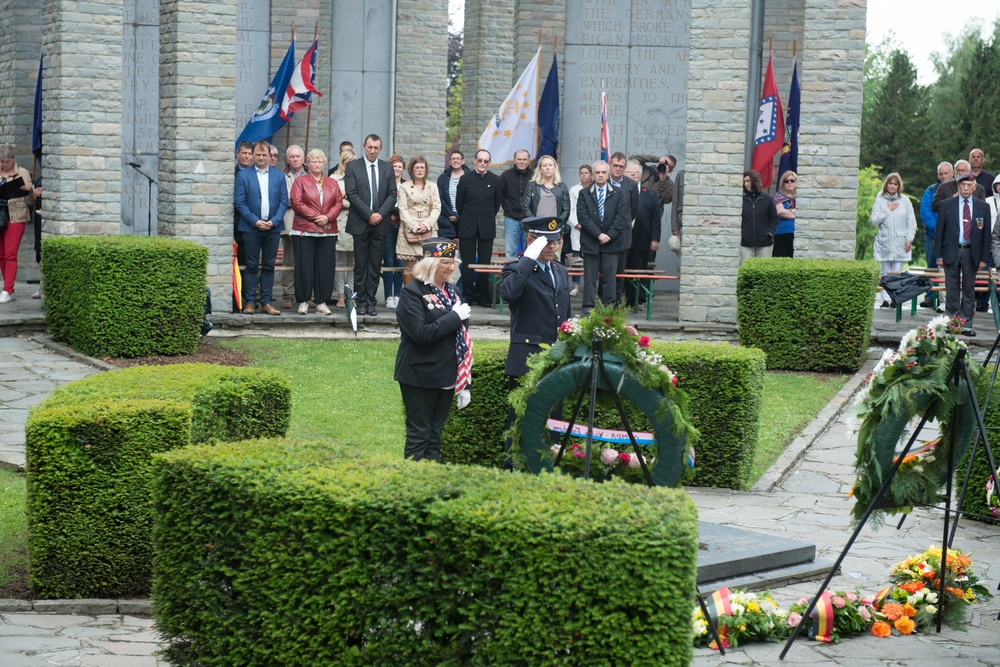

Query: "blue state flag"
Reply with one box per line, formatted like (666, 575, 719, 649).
(777, 60, 800, 183)
(32, 54, 43, 161)
(536, 53, 560, 163)
(236, 42, 295, 148)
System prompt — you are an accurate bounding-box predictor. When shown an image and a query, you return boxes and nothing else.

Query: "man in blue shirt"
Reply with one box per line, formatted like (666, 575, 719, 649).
(919, 161, 952, 307)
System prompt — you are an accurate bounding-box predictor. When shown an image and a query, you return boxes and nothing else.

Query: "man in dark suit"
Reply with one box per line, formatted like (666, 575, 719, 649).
(609, 152, 639, 303)
(931, 159, 985, 213)
(456, 148, 502, 306)
(578, 160, 629, 311)
(345, 133, 398, 315)
(935, 172, 992, 335)
(234, 140, 288, 315)
(623, 162, 663, 308)
(231, 140, 254, 311)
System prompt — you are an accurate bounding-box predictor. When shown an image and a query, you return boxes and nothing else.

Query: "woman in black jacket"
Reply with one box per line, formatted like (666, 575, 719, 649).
(739, 169, 779, 265)
(521, 155, 571, 230)
(394, 238, 473, 461)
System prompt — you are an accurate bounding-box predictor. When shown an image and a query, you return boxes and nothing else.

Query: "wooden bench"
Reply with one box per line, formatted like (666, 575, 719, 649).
(880, 268, 1000, 327)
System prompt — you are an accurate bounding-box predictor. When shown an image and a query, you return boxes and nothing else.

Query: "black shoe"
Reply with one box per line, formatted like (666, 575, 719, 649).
(919, 298, 933, 308)
(961, 328, 977, 337)
(368, 305, 378, 316)
(976, 302, 989, 312)
(879, 302, 893, 309)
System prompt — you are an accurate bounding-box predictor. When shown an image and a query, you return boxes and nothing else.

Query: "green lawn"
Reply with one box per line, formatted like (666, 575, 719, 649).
(0, 339, 849, 596)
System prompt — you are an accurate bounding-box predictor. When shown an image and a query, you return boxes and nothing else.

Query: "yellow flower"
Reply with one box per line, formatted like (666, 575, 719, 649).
(747, 601, 760, 613)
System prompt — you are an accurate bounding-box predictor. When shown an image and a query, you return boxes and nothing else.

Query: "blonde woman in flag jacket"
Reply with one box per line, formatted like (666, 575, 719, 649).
(870, 172, 916, 307)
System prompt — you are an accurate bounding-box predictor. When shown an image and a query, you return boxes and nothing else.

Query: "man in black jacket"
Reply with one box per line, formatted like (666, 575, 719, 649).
(456, 149, 502, 306)
(739, 169, 778, 264)
(500, 149, 533, 257)
(935, 172, 991, 335)
(436, 150, 469, 240)
(578, 160, 629, 311)
(624, 162, 663, 307)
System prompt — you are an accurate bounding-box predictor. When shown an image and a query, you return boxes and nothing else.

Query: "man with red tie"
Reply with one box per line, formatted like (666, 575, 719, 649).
(935, 172, 992, 336)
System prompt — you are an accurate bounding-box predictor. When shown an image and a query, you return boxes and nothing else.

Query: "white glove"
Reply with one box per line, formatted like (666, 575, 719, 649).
(524, 235, 548, 260)
(456, 388, 471, 410)
(453, 302, 471, 320)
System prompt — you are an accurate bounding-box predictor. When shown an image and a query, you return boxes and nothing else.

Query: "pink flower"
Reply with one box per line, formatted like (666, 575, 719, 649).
(671, 375, 678, 387)
(637, 336, 650, 348)
(990, 507, 1000, 519)
(600, 448, 619, 466)
(604, 316, 611, 325)
(797, 596, 809, 606)
(572, 450, 585, 459)
(832, 596, 846, 608)
(559, 320, 573, 333)
(627, 453, 643, 468)
(858, 605, 871, 622)
(786, 612, 802, 627)
(845, 592, 858, 603)
(624, 325, 638, 337)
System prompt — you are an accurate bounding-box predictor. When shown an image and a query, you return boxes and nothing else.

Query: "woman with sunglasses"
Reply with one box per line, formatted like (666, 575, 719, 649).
(773, 171, 797, 258)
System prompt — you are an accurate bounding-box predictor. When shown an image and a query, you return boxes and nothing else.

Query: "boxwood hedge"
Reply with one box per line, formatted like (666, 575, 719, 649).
(737, 258, 878, 371)
(41, 235, 209, 357)
(152, 439, 699, 666)
(960, 375, 1000, 524)
(442, 340, 765, 490)
(25, 363, 291, 598)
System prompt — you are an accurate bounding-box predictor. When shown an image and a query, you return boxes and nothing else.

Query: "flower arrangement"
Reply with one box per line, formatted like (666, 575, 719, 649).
(850, 316, 981, 525)
(692, 589, 784, 648)
(986, 475, 1000, 519)
(508, 304, 698, 480)
(781, 590, 875, 643)
(870, 545, 992, 635)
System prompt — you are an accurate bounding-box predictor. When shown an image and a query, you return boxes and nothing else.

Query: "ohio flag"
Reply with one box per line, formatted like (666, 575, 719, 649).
(751, 53, 784, 190)
(281, 39, 322, 121)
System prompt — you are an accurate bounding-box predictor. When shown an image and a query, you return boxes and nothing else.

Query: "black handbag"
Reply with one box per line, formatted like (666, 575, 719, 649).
(0, 200, 8, 230)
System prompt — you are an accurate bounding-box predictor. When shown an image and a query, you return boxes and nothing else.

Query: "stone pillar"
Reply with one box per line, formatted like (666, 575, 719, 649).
(394, 0, 449, 163)
(0, 0, 44, 158)
(42, 0, 124, 237)
(514, 0, 566, 106)
(797, 0, 864, 259)
(461, 0, 515, 158)
(159, 0, 237, 302)
(678, 0, 751, 324)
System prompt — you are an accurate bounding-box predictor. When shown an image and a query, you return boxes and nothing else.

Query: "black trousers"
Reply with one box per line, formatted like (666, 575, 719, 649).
(582, 250, 618, 310)
(944, 247, 977, 324)
(772, 233, 794, 257)
(292, 234, 337, 305)
(353, 226, 386, 308)
(459, 236, 493, 303)
(399, 382, 453, 462)
(625, 246, 651, 306)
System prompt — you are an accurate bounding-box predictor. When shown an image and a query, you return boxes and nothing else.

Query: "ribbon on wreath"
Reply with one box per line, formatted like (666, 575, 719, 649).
(705, 586, 732, 650)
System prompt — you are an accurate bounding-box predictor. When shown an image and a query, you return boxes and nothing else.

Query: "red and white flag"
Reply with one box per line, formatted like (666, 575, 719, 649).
(750, 54, 784, 190)
(280, 40, 322, 121)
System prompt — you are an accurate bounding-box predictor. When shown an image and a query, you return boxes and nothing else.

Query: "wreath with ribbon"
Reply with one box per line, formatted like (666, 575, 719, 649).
(850, 316, 981, 525)
(507, 305, 698, 486)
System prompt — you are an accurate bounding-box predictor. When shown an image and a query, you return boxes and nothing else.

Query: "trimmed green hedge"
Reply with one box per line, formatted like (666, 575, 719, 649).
(960, 374, 1000, 524)
(41, 235, 209, 357)
(25, 364, 291, 598)
(737, 258, 878, 371)
(152, 439, 699, 666)
(442, 340, 765, 490)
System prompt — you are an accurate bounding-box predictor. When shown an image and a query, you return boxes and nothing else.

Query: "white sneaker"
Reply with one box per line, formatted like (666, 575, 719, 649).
(298, 302, 309, 315)
(0, 290, 12, 303)
(316, 302, 332, 315)
(387, 296, 398, 309)
(569, 286, 579, 296)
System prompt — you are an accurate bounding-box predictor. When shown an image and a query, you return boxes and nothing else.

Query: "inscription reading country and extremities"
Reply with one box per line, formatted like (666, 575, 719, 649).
(562, 0, 690, 168)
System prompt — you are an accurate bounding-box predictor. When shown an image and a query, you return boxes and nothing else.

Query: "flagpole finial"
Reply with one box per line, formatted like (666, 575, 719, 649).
(537, 30, 541, 50)
(792, 40, 797, 60)
(291, 21, 295, 41)
(768, 36, 773, 53)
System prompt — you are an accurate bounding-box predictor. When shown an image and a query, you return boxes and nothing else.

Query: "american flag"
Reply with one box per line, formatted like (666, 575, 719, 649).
(456, 325, 473, 392)
(599, 83, 609, 163)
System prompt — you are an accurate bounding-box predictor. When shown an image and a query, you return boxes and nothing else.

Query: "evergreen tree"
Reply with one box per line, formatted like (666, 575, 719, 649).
(861, 50, 930, 191)
(966, 22, 1000, 170)
(926, 27, 983, 161)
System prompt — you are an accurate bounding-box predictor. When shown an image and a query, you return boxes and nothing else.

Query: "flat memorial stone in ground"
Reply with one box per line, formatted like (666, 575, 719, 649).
(697, 522, 816, 585)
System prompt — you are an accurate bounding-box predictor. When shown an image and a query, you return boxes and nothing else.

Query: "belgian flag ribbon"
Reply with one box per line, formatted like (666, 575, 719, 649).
(809, 591, 835, 643)
(705, 586, 733, 650)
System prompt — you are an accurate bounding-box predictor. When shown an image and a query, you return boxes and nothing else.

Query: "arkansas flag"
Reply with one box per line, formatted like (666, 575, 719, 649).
(751, 54, 784, 190)
(280, 40, 322, 121)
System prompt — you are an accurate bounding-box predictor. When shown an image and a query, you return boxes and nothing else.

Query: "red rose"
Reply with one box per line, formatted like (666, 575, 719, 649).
(638, 336, 650, 348)
(671, 375, 678, 387)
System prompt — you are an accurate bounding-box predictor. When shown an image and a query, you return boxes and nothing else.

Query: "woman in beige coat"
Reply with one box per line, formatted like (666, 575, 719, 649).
(395, 156, 441, 286)
(0, 144, 37, 302)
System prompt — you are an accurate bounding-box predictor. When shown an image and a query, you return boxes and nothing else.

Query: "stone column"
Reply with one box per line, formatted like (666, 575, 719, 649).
(41, 0, 124, 237)
(394, 0, 448, 162)
(678, 0, 751, 325)
(514, 0, 566, 101)
(0, 0, 44, 158)
(159, 0, 237, 302)
(461, 0, 515, 158)
(797, 0, 864, 259)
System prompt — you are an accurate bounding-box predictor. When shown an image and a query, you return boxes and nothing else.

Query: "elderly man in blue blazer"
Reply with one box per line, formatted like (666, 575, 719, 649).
(235, 140, 288, 315)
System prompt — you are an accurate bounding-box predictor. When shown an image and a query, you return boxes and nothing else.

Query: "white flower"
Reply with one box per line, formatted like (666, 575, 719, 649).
(928, 315, 951, 336)
(925, 604, 937, 615)
(925, 592, 938, 604)
(898, 328, 920, 353)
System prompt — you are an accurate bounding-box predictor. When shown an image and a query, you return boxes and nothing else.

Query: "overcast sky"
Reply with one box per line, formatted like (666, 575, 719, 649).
(866, 0, 1000, 85)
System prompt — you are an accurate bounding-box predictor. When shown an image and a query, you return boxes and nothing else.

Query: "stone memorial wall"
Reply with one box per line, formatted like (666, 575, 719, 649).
(122, 0, 160, 235)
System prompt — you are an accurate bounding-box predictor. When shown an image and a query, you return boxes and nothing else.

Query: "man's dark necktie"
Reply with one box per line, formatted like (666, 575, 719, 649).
(963, 199, 971, 244)
(370, 163, 377, 211)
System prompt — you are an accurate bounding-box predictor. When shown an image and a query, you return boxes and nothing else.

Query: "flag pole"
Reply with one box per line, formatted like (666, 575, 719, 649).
(792, 39, 797, 60)
(304, 19, 318, 155)
(285, 22, 295, 148)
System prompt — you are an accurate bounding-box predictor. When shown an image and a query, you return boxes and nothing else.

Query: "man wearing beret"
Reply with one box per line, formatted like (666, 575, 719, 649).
(935, 171, 991, 335)
(500, 216, 572, 467)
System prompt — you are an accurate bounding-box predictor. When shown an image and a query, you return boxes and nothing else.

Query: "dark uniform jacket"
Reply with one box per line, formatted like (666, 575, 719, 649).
(632, 187, 663, 252)
(394, 279, 465, 388)
(932, 179, 986, 213)
(935, 195, 992, 267)
(577, 184, 629, 254)
(500, 256, 572, 377)
(456, 170, 502, 240)
(740, 191, 778, 247)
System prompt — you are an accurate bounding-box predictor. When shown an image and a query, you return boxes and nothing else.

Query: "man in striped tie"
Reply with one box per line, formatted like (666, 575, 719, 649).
(935, 172, 992, 336)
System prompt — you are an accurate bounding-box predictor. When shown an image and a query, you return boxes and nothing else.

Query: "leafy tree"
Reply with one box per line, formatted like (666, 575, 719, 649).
(855, 166, 886, 261)
(965, 21, 1000, 169)
(861, 50, 930, 192)
(861, 35, 895, 137)
(927, 25, 984, 160)
(446, 32, 463, 152)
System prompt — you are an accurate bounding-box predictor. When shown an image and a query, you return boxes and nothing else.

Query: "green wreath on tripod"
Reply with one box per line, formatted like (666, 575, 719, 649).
(507, 306, 698, 487)
(851, 317, 982, 525)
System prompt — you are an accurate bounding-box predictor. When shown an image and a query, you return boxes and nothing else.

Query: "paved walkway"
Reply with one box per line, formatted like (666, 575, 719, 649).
(2, 303, 1000, 664)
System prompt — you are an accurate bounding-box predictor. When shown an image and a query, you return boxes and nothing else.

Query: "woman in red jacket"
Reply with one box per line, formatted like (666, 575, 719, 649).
(289, 149, 344, 315)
